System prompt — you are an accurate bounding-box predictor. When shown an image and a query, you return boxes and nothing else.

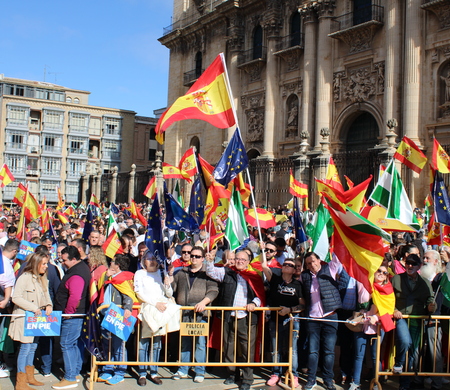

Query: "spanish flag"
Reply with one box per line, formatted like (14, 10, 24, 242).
(129, 199, 147, 226)
(289, 169, 308, 198)
(56, 186, 65, 210)
(371, 282, 396, 332)
(394, 136, 427, 174)
(155, 53, 235, 144)
(325, 157, 344, 192)
(102, 226, 124, 259)
(178, 147, 198, 179)
(432, 138, 450, 173)
(0, 164, 14, 187)
(143, 176, 157, 200)
(162, 163, 184, 179)
(13, 183, 27, 207)
(57, 211, 70, 225)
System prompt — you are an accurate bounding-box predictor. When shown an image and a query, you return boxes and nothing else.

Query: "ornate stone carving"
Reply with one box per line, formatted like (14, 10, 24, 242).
(312, 0, 336, 17)
(277, 49, 301, 71)
(227, 11, 245, 51)
(193, 0, 206, 14)
(422, 1, 450, 30)
(286, 95, 299, 140)
(246, 109, 265, 142)
(432, 49, 439, 63)
(240, 61, 265, 82)
(241, 92, 265, 109)
(336, 62, 385, 103)
(442, 46, 450, 59)
(263, 0, 283, 36)
(282, 80, 302, 97)
(320, 127, 330, 139)
(299, 5, 316, 23)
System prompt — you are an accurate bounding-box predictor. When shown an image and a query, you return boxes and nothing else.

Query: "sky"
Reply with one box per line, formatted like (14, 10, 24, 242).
(0, 1, 173, 117)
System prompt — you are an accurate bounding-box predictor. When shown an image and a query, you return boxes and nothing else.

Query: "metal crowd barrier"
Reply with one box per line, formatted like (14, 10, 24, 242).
(89, 305, 296, 390)
(373, 314, 450, 390)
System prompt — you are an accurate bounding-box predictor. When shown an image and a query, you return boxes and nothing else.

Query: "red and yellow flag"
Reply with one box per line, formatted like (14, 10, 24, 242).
(143, 176, 157, 200)
(234, 173, 252, 208)
(178, 147, 198, 179)
(56, 186, 65, 210)
(162, 163, 184, 179)
(89, 193, 100, 208)
(0, 164, 14, 187)
(289, 169, 308, 198)
(102, 226, 124, 259)
(325, 156, 344, 192)
(432, 138, 450, 173)
(13, 183, 27, 207)
(130, 199, 147, 226)
(155, 53, 235, 144)
(394, 136, 427, 174)
(371, 282, 396, 332)
(23, 190, 40, 222)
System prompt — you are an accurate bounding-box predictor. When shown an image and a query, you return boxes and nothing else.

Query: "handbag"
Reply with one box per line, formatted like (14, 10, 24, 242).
(345, 311, 365, 332)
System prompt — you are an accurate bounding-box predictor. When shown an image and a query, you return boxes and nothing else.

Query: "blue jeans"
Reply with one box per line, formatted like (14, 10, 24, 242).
(39, 336, 53, 375)
(269, 316, 299, 377)
(138, 336, 162, 377)
(102, 331, 127, 377)
(178, 319, 206, 376)
(17, 340, 39, 373)
(395, 318, 422, 389)
(307, 313, 338, 384)
(353, 330, 384, 385)
(60, 318, 84, 382)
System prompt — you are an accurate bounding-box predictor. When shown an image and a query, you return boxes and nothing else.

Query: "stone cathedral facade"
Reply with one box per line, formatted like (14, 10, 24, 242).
(159, 0, 450, 208)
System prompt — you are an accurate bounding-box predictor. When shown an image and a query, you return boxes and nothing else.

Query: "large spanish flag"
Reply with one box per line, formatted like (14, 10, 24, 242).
(394, 136, 427, 174)
(432, 138, 450, 173)
(289, 169, 308, 198)
(155, 53, 235, 144)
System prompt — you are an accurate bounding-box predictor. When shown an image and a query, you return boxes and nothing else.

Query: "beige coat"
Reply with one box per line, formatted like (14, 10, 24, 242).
(8, 272, 52, 343)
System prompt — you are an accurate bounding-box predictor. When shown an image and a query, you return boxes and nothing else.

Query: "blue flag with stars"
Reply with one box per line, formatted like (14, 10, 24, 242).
(164, 184, 199, 232)
(82, 206, 94, 243)
(189, 177, 204, 227)
(432, 173, 450, 226)
(145, 194, 165, 262)
(213, 128, 249, 187)
(293, 196, 308, 245)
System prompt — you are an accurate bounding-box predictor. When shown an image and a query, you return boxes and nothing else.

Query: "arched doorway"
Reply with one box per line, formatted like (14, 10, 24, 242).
(334, 111, 381, 188)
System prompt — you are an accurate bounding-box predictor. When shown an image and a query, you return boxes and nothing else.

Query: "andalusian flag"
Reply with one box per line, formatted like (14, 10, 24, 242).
(289, 169, 308, 198)
(172, 180, 184, 208)
(394, 136, 427, 174)
(311, 200, 332, 262)
(440, 262, 450, 303)
(432, 138, 450, 173)
(225, 187, 249, 251)
(424, 194, 432, 221)
(0, 164, 14, 187)
(369, 159, 420, 231)
(155, 53, 235, 144)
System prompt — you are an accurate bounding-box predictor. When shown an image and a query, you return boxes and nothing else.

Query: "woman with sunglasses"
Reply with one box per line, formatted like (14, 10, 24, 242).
(349, 265, 391, 390)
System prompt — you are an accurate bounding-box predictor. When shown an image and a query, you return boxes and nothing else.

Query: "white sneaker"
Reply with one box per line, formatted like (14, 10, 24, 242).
(194, 375, 204, 383)
(0, 369, 9, 378)
(392, 364, 403, 374)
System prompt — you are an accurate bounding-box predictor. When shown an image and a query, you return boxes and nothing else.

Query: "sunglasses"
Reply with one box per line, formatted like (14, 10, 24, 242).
(282, 263, 295, 268)
(376, 269, 388, 275)
(190, 254, 203, 259)
(265, 248, 276, 253)
(182, 251, 191, 255)
(406, 262, 419, 267)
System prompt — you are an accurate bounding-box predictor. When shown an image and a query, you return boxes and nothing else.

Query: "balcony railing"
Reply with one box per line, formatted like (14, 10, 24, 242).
(6, 118, 28, 127)
(69, 125, 88, 133)
(237, 47, 267, 66)
(41, 169, 60, 177)
(162, 0, 225, 36)
(330, 4, 384, 34)
(42, 145, 62, 154)
(184, 68, 204, 86)
(68, 148, 87, 155)
(5, 142, 26, 151)
(104, 128, 121, 137)
(276, 33, 304, 52)
(102, 150, 121, 160)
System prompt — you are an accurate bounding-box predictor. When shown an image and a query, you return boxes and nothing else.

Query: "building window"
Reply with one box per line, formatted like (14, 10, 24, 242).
(43, 110, 64, 130)
(290, 12, 301, 47)
(74, 97, 80, 104)
(67, 159, 86, 178)
(27, 157, 39, 171)
(102, 141, 120, 159)
(40, 180, 61, 198)
(66, 97, 72, 103)
(69, 113, 89, 132)
(65, 181, 79, 201)
(253, 25, 263, 60)
(41, 157, 61, 176)
(6, 131, 26, 151)
(353, 0, 372, 25)
(49, 91, 65, 102)
(7, 105, 28, 127)
(104, 117, 122, 136)
(5, 154, 26, 174)
(42, 135, 62, 153)
(150, 127, 156, 140)
(195, 51, 203, 78)
(68, 137, 87, 154)
(35, 89, 48, 100)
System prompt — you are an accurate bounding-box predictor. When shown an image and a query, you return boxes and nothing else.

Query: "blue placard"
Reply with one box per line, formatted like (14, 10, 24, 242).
(24, 311, 62, 336)
(17, 240, 39, 261)
(101, 302, 136, 342)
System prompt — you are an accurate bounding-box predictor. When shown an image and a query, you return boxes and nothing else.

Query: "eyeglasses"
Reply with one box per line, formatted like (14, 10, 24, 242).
(182, 251, 191, 255)
(282, 263, 295, 268)
(376, 269, 388, 275)
(190, 255, 203, 259)
(264, 248, 276, 253)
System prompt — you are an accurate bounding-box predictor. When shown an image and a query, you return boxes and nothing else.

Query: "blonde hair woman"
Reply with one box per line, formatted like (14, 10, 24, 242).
(9, 252, 52, 390)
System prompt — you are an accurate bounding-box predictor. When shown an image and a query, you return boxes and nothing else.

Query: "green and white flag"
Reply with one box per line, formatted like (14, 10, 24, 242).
(440, 262, 450, 305)
(225, 187, 249, 251)
(369, 159, 420, 231)
(311, 201, 331, 262)
(172, 180, 185, 208)
(106, 209, 119, 236)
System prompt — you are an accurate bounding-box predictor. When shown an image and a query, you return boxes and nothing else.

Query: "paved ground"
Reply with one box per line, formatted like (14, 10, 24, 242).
(0, 365, 442, 390)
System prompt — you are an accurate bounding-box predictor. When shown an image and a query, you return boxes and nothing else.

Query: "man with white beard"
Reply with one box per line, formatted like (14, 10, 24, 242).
(416, 250, 445, 390)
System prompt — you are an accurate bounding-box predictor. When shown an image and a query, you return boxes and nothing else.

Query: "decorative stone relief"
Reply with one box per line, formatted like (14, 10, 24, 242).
(227, 11, 245, 51)
(432, 49, 439, 64)
(312, 0, 336, 17)
(334, 62, 385, 103)
(281, 80, 302, 97)
(422, 1, 450, 30)
(193, 0, 206, 14)
(244, 61, 265, 82)
(263, 0, 283, 36)
(277, 50, 301, 71)
(286, 95, 299, 140)
(439, 63, 450, 119)
(246, 109, 265, 142)
(337, 27, 373, 53)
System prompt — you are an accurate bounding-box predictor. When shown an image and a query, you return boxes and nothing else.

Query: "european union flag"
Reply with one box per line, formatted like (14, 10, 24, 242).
(111, 203, 120, 215)
(293, 197, 308, 246)
(145, 194, 165, 262)
(164, 186, 199, 232)
(213, 128, 249, 187)
(82, 206, 94, 243)
(432, 173, 450, 226)
(189, 177, 204, 227)
(44, 223, 58, 245)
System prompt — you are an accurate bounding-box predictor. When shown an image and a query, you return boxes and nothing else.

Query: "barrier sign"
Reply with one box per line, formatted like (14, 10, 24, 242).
(101, 302, 136, 341)
(24, 311, 62, 336)
(180, 322, 209, 336)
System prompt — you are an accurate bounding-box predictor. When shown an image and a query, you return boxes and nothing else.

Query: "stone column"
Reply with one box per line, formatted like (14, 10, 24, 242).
(313, 1, 335, 151)
(294, 130, 311, 210)
(381, 0, 401, 145)
(129, 164, 136, 201)
(403, 0, 422, 143)
(155, 151, 164, 201)
(96, 168, 102, 200)
(110, 166, 118, 204)
(81, 172, 88, 204)
(300, 6, 317, 150)
(262, 0, 282, 159)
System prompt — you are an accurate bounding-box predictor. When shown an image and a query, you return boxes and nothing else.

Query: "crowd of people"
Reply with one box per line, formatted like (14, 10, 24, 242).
(0, 204, 447, 390)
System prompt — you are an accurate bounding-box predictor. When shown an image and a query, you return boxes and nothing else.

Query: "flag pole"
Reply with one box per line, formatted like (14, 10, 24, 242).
(220, 53, 266, 260)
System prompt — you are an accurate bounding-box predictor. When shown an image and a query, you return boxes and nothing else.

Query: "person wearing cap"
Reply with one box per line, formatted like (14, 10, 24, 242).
(276, 221, 289, 240)
(391, 253, 435, 390)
